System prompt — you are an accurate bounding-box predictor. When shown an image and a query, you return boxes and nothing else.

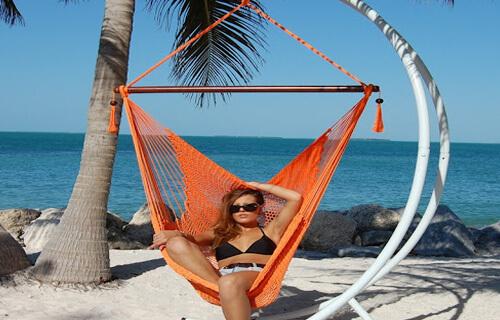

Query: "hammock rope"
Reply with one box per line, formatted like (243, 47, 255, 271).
(124, 0, 366, 89)
(112, 0, 381, 309)
(126, 1, 249, 89)
(246, 3, 364, 85)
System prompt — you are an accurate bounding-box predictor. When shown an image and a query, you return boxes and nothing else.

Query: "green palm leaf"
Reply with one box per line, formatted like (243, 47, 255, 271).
(146, 0, 268, 107)
(0, 0, 24, 26)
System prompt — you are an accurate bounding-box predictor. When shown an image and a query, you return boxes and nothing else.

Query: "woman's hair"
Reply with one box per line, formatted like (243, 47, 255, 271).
(211, 188, 264, 251)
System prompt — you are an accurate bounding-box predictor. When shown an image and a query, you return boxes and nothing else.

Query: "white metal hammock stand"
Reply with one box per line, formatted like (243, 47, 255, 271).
(184, 0, 451, 319)
(255, 0, 451, 319)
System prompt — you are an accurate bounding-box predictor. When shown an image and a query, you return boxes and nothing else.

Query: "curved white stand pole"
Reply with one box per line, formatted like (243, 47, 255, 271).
(258, 0, 450, 319)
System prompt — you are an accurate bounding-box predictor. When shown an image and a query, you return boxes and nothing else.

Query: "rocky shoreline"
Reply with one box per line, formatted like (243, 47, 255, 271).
(1, 204, 499, 258)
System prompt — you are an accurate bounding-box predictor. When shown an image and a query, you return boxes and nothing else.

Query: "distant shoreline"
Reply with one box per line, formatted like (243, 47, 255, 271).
(352, 138, 391, 141)
(212, 136, 392, 141)
(213, 135, 285, 139)
(1, 131, 500, 144)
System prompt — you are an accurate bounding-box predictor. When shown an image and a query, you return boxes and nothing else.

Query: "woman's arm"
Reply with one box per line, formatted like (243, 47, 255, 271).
(247, 181, 303, 240)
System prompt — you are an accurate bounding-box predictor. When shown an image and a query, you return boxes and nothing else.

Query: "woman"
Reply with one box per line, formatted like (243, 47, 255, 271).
(148, 181, 303, 320)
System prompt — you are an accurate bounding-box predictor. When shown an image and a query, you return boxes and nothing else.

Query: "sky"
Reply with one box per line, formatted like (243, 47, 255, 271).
(1, 0, 499, 143)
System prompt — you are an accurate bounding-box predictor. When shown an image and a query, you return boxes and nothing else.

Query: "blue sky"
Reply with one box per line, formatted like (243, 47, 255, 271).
(1, 0, 499, 143)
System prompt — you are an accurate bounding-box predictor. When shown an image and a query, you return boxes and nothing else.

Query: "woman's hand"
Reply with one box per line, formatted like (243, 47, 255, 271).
(246, 181, 261, 188)
(246, 181, 303, 203)
(148, 230, 184, 250)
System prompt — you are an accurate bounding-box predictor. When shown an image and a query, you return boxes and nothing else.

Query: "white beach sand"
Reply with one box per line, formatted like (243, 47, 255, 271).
(1, 250, 499, 320)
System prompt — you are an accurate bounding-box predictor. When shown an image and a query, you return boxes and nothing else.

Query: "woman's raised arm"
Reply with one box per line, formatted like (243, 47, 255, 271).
(246, 181, 303, 240)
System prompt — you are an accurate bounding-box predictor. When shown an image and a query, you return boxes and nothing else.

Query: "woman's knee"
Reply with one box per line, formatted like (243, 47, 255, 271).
(165, 236, 192, 256)
(218, 274, 251, 296)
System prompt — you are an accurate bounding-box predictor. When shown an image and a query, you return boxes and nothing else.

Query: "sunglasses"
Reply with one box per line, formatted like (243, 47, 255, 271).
(229, 203, 262, 214)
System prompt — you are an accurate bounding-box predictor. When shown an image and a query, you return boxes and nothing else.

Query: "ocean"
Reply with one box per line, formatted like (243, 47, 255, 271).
(0, 132, 498, 228)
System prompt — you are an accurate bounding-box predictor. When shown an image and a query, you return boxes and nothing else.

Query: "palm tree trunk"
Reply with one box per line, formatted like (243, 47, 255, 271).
(0, 225, 31, 277)
(32, 0, 134, 283)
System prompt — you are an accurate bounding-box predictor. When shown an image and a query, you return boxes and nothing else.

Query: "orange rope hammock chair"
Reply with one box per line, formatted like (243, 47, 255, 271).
(110, 0, 383, 309)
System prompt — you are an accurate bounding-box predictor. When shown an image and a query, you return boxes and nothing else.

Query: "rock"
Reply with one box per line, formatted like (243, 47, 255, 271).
(107, 226, 145, 250)
(400, 209, 424, 242)
(331, 244, 382, 258)
(474, 221, 500, 256)
(104, 212, 135, 248)
(106, 211, 126, 230)
(0, 224, 32, 276)
(23, 208, 64, 253)
(353, 234, 362, 246)
(360, 230, 394, 247)
(5, 203, 494, 259)
(413, 205, 476, 257)
(346, 204, 400, 231)
(0, 208, 41, 244)
(300, 210, 356, 253)
(293, 250, 336, 260)
(123, 204, 155, 246)
(23, 208, 140, 253)
(469, 226, 483, 242)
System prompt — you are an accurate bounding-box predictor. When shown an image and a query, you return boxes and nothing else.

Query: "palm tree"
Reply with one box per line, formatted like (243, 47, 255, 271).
(30, 0, 135, 283)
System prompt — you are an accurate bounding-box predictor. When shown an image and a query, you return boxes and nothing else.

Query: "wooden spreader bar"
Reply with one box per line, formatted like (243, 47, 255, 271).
(115, 85, 379, 94)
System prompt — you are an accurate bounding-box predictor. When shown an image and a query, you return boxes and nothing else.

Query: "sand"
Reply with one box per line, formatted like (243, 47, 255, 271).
(1, 250, 499, 320)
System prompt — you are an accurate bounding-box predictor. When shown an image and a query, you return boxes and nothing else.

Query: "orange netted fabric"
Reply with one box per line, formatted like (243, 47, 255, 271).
(113, 0, 379, 309)
(119, 84, 374, 308)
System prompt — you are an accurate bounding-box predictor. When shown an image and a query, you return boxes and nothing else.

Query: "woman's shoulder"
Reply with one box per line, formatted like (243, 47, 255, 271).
(258, 225, 281, 244)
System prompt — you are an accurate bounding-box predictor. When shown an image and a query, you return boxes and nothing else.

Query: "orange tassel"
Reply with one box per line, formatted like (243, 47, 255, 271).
(372, 100, 384, 133)
(108, 104, 118, 134)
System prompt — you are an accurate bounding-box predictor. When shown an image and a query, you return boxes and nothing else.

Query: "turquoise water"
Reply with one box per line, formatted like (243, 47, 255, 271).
(0, 132, 498, 228)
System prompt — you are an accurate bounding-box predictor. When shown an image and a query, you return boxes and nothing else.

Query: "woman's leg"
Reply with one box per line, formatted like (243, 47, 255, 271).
(165, 236, 220, 284)
(218, 271, 259, 320)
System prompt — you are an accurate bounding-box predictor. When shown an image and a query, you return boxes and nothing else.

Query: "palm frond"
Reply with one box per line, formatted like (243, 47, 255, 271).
(145, 0, 268, 107)
(1, 0, 24, 26)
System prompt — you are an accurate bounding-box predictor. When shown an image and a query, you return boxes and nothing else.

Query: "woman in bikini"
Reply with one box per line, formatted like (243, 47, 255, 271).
(148, 181, 303, 320)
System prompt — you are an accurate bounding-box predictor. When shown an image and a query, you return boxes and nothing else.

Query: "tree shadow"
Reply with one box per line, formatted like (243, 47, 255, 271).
(24, 249, 166, 282)
(26, 251, 41, 264)
(110, 256, 166, 280)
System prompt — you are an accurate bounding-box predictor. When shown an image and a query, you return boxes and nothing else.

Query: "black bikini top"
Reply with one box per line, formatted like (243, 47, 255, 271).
(215, 227, 277, 261)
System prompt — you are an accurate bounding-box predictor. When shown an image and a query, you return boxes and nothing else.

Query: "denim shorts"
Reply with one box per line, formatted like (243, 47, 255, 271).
(219, 263, 264, 276)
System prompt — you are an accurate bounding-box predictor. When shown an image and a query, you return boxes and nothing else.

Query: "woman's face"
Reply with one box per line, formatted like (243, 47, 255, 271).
(230, 194, 263, 225)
